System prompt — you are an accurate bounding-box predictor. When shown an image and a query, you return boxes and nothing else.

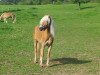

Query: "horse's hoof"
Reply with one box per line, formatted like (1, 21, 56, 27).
(34, 61, 38, 64)
(46, 63, 49, 67)
(46, 65, 49, 67)
(40, 64, 43, 67)
(40, 64, 46, 68)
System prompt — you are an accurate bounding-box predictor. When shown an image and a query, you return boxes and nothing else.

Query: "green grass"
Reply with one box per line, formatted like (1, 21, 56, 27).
(0, 3, 100, 75)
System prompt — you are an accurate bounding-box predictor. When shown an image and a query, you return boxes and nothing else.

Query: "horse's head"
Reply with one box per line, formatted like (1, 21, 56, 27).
(39, 21, 49, 31)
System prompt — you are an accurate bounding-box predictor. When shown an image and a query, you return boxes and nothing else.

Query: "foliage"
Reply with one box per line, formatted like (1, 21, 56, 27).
(0, 0, 100, 5)
(0, 0, 20, 4)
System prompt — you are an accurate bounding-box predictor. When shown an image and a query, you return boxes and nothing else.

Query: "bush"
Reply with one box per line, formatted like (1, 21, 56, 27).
(0, 0, 99, 5)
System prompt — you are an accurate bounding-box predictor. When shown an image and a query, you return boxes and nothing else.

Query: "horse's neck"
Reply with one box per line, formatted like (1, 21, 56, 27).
(43, 28, 49, 34)
(1, 13, 4, 17)
(46, 27, 50, 34)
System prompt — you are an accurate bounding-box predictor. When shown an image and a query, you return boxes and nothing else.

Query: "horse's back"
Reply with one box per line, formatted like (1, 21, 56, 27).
(2, 12, 14, 18)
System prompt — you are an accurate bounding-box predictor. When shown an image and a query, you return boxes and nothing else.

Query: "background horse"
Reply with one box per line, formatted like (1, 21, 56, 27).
(34, 15, 55, 67)
(0, 12, 16, 23)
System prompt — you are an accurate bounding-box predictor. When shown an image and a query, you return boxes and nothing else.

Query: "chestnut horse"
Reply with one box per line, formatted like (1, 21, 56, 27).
(0, 12, 16, 23)
(34, 15, 55, 67)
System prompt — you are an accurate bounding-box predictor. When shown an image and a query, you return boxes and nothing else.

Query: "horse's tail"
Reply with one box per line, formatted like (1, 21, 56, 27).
(12, 14, 16, 23)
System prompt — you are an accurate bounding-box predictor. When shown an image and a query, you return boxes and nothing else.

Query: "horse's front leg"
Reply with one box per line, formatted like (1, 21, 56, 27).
(46, 45, 52, 66)
(34, 40, 38, 63)
(40, 43, 44, 67)
(4, 18, 7, 23)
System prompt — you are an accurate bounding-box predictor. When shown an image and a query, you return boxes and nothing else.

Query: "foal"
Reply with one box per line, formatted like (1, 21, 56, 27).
(0, 12, 16, 23)
(34, 15, 55, 67)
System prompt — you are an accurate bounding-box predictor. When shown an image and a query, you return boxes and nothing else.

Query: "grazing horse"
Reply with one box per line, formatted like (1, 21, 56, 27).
(0, 12, 16, 23)
(34, 15, 55, 67)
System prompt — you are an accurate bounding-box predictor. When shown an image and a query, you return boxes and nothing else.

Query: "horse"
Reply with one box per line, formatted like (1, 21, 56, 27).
(0, 12, 16, 23)
(33, 15, 55, 67)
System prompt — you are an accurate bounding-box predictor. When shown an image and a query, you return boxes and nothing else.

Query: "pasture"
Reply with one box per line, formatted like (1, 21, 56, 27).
(0, 3, 100, 75)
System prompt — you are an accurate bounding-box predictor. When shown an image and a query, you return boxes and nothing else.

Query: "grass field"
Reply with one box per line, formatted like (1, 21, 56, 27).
(0, 3, 100, 75)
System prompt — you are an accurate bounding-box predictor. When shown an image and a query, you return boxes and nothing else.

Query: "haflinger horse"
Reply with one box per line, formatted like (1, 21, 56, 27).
(34, 15, 55, 67)
(0, 12, 16, 23)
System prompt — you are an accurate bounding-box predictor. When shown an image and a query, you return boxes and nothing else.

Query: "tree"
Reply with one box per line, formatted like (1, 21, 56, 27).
(0, 0, 99, 5)
(52, 0, 55, 4)
(75, 0, 81, 9)
(1, 0, 20, 4)
(37, 0, 42, 5)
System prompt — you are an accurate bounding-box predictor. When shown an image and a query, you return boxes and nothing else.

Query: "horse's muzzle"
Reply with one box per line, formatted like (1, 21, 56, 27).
(39, 26, 45, 31)
(39, 25, 48, 31)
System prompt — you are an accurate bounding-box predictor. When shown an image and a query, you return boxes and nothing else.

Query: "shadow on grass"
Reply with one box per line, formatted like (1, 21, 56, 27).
(51, 57, 92, 67)
(30, 7, 37, 10)
(0, 9, 22, 13)
(31, 14, 38, 18)
(8, 9, 22, 12)
(0, 7, 37, 13)
(80, 6, 95, 10)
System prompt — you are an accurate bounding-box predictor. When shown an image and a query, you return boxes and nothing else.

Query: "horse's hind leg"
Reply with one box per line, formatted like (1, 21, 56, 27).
(34, 40, 38, 63)
(12, 15, 16, 23)
(46, 45, 52, 66)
